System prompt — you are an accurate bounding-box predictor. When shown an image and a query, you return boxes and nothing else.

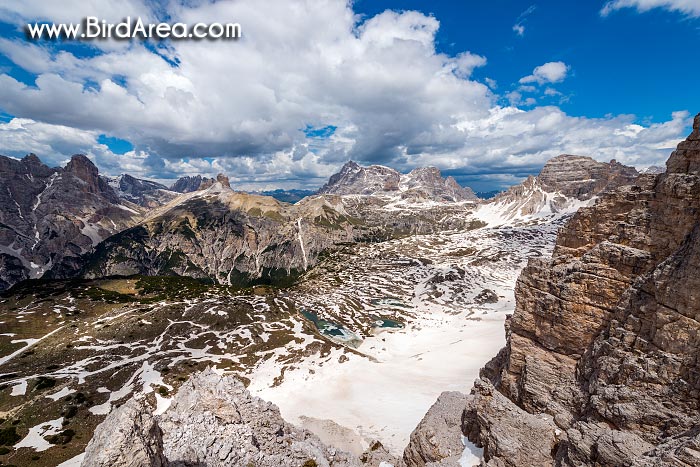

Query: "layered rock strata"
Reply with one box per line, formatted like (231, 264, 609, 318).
(461, 114, 700, 465)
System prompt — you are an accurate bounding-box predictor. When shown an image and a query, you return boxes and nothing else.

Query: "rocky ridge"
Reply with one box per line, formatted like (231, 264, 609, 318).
(458, 114, 700, 465)
(318, 161, 478, 202)
(62, 180, 366, 286)
(475, 155, 639, 226)
(0, 154, 142, 291)
(83, 369, 364, 467)
(170, 174, 216, 193)
(103, 173, 180, 208)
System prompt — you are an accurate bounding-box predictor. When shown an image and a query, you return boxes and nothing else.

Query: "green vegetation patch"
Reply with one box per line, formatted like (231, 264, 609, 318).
(0, 426, 21, 446)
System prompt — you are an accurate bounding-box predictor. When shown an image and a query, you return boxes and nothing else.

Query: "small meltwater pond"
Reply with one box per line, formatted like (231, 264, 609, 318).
(370, 315, 404, 329)
(301, 310, 363, 347)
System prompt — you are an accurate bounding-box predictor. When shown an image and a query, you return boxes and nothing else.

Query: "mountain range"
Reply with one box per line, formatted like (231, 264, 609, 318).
(0, 153, 640, 293)
(2, 117, 698, 467)
(75, 114, 700, 467)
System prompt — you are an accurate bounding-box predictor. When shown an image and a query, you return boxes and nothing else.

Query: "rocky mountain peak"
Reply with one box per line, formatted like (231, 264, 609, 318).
(666, 112, 700, 175)
(318, 161, 400, 195)
(21, 153, 43, 166)
(170, 175, 216, 193)
(10, 152, 55, 177)
(104, 173, 176, 208)
(537, 154, 638, 199)
(341, 160, 361, 172)
(319, 161, 476, 201)
(64, 154, 119, 202)
(407, 166, 441, 178)
(65, 153, 97, 177)
(216, 173, 231, 188)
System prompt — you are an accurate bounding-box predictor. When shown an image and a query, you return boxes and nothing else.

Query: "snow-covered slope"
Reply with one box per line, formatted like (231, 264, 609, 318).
(474, 176, 596, 227)
(474, 154, 638, 227)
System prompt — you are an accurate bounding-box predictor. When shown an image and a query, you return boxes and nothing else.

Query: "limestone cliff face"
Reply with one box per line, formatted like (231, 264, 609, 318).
(462, 114, 700, 466)
(485, 155, 639, 220)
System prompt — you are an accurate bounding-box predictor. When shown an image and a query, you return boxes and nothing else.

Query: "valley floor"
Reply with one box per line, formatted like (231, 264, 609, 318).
(0, 219, 561, 466)
(250, 308, 508, 454)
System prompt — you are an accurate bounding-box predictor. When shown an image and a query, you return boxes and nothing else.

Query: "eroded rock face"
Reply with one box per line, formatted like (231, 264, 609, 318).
(462, 113, 700, 466)
(403, 391, 469, 467)
(103, 174, 179, 208)
(318, 161, 477, 202)
(170, 174, 215, 193)
(83, 369, 361, 467)
(537, 154, 638, 200)
(0, 153, 142, 291)
(68, 184, 366, 286)
(318, 161, 401, 196)
(485, 155, 639, 221)
(82, 398, 167, 467)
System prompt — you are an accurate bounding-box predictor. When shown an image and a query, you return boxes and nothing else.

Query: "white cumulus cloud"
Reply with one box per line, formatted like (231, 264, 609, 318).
(519, 61, 570, 85)
(0, 0, 693, 190)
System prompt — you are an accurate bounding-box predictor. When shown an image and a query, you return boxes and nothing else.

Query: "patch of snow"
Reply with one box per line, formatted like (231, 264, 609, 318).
(57, 452, 85, 467)
(10, 380, 28, 396)
(249, 310, 508, 454)
(14, 417, 64, 452)
(46, 387, 77, 401)
(0, 326, 64, 366)
(460, 435, 483, 466)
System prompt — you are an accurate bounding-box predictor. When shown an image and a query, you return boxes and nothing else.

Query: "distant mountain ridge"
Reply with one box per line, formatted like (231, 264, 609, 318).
(102, 173, 179, 208)
(1, 152, 645, 291)
(318, 161, 478, 202)
(475, 155, 639, 226)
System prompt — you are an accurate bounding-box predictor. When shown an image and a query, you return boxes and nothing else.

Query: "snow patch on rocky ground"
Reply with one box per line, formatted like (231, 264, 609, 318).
(249, 222, 560, 454)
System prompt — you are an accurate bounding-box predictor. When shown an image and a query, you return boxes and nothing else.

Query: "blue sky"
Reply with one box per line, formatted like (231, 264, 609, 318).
(356, 0, 700, 124)
(0, 0, 698, 191)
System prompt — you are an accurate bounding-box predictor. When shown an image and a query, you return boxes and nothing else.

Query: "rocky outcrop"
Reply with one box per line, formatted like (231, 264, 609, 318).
(537, 154, 638, 199)
(103, 174, 179, 208)
(83, 369, 360, 467)
(480, 155, 639, 225)
(170, 174, 215, 193)
(0, 153, 142, 291)
(462, 380, 560, 467)
(318, 161, 477, 202)
(403, 391, 469, 467)
(82, 398, 167, 467)
(461, 114, 700, 465)
(65, 154, 120, 203)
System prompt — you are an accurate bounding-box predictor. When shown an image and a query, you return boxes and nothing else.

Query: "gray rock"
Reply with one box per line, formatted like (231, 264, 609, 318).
(318, 161, 477, 202)
(170, 174, 216, 193)
(0, 153, 142, 291)
(403, 391, 468, 467)
(103, 174, 179, 208)
(360, 440, 399, 467)
(83, 369, 361, 467)
(82, 397, 167, 467)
